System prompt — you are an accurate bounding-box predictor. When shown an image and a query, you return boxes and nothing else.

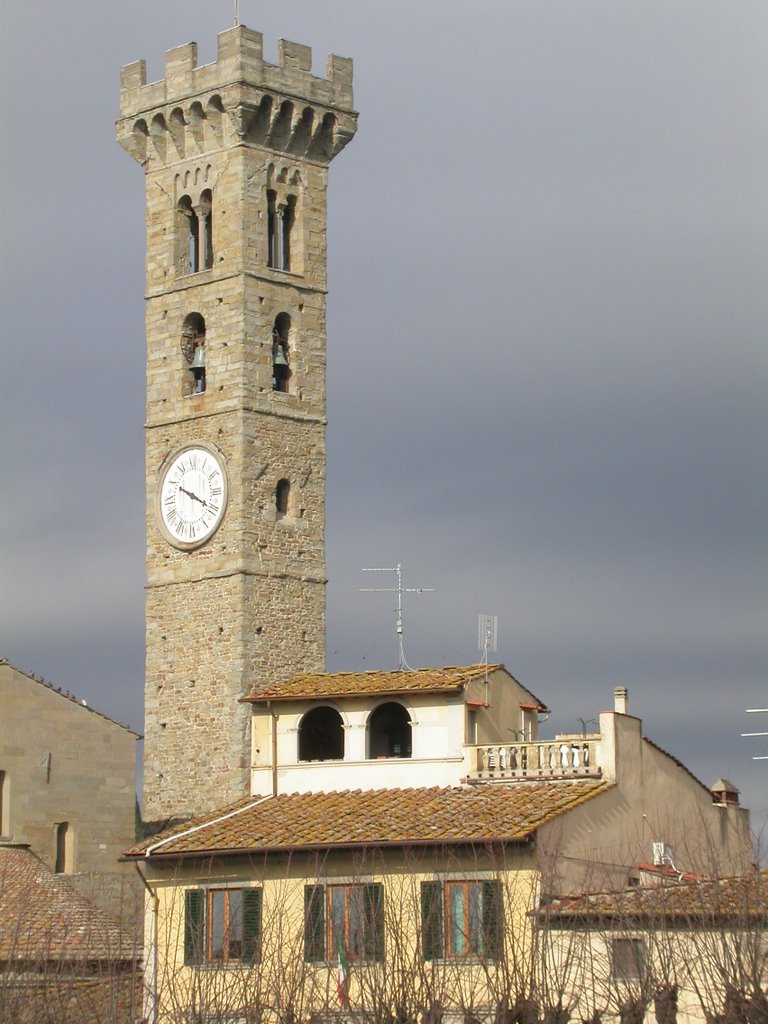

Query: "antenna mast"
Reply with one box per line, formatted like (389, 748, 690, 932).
(477, 613, 498, 681)
(360, 563, 434, 670)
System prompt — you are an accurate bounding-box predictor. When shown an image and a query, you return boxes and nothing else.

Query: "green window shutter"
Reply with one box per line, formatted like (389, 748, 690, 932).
(241, 888, 263, 963)
(184, 889, 204, 965)
(482, 880, 503, 960)
(304, 884, 325, 962)
(363, 883, 384, 961)
(421, 881, 444, 960)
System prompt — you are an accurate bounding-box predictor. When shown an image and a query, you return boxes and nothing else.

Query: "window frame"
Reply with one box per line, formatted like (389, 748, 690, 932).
(611, 936, 645, 980)
(421, 879, 502, 962)
(303, 882, 383, 963)
(184, 886, 262, 966)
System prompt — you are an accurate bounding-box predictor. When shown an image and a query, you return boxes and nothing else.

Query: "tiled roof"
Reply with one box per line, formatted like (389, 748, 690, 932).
(242, 664, 503, 702)
(544, 869, 768, 924)
(0, 847, 138, 962)
(128, 780, 609, 857)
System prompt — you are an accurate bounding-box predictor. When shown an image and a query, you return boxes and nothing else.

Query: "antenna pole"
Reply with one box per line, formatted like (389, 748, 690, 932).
(477, 614, 498, 682)
(361, 563, 434, 670)
(234, 0, 240, 27)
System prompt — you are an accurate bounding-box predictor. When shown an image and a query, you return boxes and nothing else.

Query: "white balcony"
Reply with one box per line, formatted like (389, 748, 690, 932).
(466, 736, 602, 783)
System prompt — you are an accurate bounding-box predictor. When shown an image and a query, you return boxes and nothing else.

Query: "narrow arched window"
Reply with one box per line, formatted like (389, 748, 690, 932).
(298, 707, 344, 762)
(282, 195, 296, 271)
(0, 771, 9, 836)
(275, 479, 290, 518)
(272, 313, 291, 392)
(368, 702, 412, 759)
(200, 189, 213, 269)
(267, 189, 278, 268)
(54, 821, 73, 873)
(177, 195, 199, 273)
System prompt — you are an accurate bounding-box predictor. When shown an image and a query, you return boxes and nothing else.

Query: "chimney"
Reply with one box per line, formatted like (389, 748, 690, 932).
(614, 686, 628, 715)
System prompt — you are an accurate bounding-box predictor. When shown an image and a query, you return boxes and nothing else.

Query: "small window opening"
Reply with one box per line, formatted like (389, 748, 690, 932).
(368, 702, 412, 759)
(200, 189, 213, 269)
(54, 821, 72, 874)
(272, 313, 291, 392)
(298, 707, 344, 762)
(275, 479, 290, 518)
(0, 771, 9, 836)
(181, 312, 206, 395)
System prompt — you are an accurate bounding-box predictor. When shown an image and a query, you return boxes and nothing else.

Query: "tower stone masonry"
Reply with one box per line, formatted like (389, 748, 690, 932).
(116, 26, 357, 828)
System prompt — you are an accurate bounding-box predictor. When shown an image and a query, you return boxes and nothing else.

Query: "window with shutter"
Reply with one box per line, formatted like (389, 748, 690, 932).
(612, 937, 645, 979)
(242, 888, 263, 963)
(421, 881, 444, 960)
(421, 880, 503, 960)
(305, 883, 384, 962)
(185, 887, 262, 965)
(304, 884, 326, 962)
(184, 889, 204, 965)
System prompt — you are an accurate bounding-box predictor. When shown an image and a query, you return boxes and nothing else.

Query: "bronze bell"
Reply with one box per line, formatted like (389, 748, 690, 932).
(273, 343, 289, 369)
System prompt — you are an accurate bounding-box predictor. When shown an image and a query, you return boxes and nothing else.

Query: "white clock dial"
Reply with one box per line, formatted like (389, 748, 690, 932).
(158, 446, 227, 548)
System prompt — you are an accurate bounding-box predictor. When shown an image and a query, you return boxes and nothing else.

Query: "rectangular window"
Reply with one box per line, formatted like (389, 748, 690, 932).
(612, 937, 645, 980)
(421, 880, 502, 961)
(303, 883, 383, 962)
(184, 887, 262, 966)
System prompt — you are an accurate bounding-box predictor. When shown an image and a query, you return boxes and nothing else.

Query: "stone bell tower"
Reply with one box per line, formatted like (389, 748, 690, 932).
(116, 26, 357, 828)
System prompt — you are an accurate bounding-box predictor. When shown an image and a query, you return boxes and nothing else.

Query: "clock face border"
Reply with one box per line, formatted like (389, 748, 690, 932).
(156, 444, 229, 551)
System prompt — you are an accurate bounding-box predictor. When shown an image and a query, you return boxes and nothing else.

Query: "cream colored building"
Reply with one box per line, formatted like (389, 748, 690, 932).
(0, 659, 140, 918)
(126, 668, 752, 1023)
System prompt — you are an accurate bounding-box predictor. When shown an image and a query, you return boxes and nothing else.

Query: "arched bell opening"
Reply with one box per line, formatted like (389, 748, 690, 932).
(272, 312, 291, 392)
(298, 706, 344, 762)
(367, 701, 412, 759)
(181, 312, 206, 396)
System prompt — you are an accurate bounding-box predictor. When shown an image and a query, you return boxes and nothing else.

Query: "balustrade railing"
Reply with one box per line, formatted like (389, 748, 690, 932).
(470, 738, 601, 780)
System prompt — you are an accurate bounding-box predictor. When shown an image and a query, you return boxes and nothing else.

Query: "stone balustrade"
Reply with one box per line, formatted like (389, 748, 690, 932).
(469, 737, 601, 781)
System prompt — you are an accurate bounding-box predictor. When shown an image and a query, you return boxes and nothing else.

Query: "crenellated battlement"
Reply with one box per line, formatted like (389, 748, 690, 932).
(120, 24, 353, 114)
(117, 25, 356, 166)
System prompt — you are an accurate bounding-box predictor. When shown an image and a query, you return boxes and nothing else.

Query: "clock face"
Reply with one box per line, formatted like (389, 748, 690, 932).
(158, 446, 227, 548)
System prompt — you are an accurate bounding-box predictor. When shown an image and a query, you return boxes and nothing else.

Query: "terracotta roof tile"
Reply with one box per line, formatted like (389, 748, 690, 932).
(243, 664, 502, 702)
(544, 869, 768, 923)
(0, 847, 138, 962)
(128, 780, 609, 858)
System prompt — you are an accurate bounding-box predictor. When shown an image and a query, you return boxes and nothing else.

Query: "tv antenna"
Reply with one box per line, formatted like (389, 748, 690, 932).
(360, 563, 434, 670)
(477, 614, 498, 681)
(742, 708, 768, 761)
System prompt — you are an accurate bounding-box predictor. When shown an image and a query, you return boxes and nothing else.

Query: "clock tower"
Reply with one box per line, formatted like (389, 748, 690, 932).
(116, 26, 357, 828)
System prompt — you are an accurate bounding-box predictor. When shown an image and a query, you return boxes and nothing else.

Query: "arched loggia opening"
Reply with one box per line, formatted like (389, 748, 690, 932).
(368, 702, 412, 759)
(298, 706, 344, 762)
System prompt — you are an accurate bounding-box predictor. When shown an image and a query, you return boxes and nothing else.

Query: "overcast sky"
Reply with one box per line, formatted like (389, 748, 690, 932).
(1, 1, 766, 837)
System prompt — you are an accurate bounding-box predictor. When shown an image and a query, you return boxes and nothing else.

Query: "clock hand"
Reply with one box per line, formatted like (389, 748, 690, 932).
(178, 485, 205, 505)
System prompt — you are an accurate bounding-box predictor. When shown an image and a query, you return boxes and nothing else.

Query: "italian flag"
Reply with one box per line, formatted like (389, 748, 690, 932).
(336, 938, 349, 1007)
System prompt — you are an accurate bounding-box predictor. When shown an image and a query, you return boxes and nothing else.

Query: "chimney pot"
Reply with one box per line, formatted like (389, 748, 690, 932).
(614, 686, 628, 714)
